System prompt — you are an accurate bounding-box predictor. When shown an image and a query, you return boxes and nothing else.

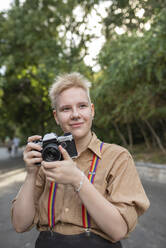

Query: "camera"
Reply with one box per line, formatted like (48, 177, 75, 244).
(34, 132, 77, 163)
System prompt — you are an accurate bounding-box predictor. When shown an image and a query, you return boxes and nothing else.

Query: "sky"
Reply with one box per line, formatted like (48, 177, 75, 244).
(0, 0, 14, 11)
(0, 0, 111, 71)
(0, 0, 25, 11)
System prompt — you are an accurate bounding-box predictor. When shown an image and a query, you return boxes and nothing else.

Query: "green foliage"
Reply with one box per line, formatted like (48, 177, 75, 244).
(0, 0, 166, 151)
(95, 8, 166, 148)
(0, 0, 96, 140)
(103, 0, 166, 38)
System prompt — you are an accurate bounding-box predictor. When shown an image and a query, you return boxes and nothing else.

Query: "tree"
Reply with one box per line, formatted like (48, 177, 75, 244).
(95, 8, 166, 151)
(103, 0, 166, 38)
(0, 0, 101, 139)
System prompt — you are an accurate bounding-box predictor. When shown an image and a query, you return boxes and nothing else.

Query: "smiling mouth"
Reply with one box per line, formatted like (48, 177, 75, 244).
(70, 123, 83, 127)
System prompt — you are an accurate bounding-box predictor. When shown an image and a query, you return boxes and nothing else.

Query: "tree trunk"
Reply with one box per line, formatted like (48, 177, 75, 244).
(159, 119, 166, 138)
(144, 120, 166, 153)
(152, 135, 157, 148)
(137, 122, 151, 149)
(113, 122, 128, 147)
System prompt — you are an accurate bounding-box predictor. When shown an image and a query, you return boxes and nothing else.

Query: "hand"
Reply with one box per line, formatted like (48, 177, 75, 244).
(23, 135, 43, 174)
(41, 145, 81, 186)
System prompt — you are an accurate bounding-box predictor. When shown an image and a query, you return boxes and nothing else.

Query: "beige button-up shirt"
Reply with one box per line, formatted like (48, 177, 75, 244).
(12, 132, 150, 242)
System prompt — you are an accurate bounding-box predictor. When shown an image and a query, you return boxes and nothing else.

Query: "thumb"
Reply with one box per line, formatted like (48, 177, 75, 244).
(59, 145, 71, 161)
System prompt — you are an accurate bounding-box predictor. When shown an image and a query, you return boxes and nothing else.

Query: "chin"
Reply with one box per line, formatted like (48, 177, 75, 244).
(72, 133, 83, 140)
(70, 130, 83, 138)
(73, 130, 91, 141)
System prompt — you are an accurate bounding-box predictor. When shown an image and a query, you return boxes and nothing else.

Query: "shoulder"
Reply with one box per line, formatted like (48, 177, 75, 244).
(99, 141, 135, 176)
(102, 142, 128, 153)
(101, 142, 131, 160)
(91, 132, 133, 166)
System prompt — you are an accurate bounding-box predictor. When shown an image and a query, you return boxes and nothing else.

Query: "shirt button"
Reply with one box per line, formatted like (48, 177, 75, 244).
(65, 208, 69, 212)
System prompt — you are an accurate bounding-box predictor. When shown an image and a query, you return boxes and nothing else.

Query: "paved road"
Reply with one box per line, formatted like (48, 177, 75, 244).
(0, 148, 165, 248)
(0, 147, 23, 160)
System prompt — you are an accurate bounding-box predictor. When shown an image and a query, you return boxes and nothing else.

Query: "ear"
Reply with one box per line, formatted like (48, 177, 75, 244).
(91, 103, 95, 119)
(53, 110, 59, 125)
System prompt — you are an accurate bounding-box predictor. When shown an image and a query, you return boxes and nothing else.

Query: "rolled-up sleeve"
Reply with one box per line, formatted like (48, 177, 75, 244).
(27, 168, 45, 230)
(106, 151, 150, 234)
(11, 167, 45, 232)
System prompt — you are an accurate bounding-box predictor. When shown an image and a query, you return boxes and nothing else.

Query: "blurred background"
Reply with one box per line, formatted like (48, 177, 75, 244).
(0, 1, 166, 247)
(0, 0, 166, 162)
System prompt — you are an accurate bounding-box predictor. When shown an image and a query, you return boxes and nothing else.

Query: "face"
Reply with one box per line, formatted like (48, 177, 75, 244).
(53, 87, 94, 142)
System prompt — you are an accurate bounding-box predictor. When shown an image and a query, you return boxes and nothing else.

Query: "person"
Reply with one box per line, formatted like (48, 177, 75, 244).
(11, 72, 150, 248)
(5, 136, 12, 156)
(11, 136, 20, 157)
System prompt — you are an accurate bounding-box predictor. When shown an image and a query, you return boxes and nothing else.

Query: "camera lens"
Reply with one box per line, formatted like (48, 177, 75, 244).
(42, 143, 61, 162)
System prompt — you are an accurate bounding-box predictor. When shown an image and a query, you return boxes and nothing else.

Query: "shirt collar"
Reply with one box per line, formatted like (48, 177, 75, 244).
(88, 132, 102, 159)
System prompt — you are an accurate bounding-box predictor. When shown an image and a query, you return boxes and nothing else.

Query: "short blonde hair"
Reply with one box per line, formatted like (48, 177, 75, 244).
(49, 72, 92, 109)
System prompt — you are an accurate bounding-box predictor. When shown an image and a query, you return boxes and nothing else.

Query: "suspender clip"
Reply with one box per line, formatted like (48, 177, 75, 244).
(88, 172, 96, 175)
(50, 227, 54, 236)
(85, 228, 91, 236)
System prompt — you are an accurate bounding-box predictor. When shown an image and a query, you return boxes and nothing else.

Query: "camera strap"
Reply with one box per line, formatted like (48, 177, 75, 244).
(48, 142, 104, 230)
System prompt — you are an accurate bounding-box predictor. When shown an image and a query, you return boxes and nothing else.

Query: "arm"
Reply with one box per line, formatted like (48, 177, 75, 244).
(76, 175, 127, 241)
(42, 146, 127, 242)
(12, 135, 43, 233)
(12, 172, 38, 232)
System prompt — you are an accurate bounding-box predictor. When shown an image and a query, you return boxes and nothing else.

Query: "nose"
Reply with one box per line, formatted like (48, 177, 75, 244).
(71, 107, 80, 119)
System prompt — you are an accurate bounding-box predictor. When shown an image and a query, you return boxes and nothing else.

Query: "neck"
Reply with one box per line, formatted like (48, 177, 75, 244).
(75, 132, 92, 155)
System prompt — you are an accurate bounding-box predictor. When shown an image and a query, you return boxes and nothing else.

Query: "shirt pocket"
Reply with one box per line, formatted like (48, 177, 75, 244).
(92, 169, 108, 196)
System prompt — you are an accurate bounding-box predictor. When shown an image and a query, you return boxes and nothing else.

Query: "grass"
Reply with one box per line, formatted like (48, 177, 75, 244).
(128, 144, 166, 165)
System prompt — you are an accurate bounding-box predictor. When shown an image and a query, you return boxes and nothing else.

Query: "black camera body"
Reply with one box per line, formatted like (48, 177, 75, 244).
(34, 132, 77, 162)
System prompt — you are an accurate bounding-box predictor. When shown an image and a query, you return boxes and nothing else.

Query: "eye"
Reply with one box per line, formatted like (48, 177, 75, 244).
(79, 104, 88, 109)
(61, 107, 71, 112)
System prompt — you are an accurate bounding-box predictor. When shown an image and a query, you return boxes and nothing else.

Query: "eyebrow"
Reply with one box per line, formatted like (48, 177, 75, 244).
(78, 101, 89, 105)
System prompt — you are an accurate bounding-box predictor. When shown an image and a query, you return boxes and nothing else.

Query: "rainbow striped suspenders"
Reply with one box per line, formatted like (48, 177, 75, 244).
(48, 142, 104, 230)
(48, 182, 57, 228)
(82, 142, 104, 232)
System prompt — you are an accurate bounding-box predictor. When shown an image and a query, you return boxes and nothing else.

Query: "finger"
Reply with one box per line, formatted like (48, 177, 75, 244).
(25, 150, 42, 160)
(42, 167, 57, 181)
(31, 157, 43, 165)
(27, 135, 42, 143)
(25, 142, 42, 152)
(58, 145, 71, 160)
(42, 167, 54, 181)
(41, 161, 60, 169)
(46, 176, 55, 182)
(25, 157, 42, 166)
